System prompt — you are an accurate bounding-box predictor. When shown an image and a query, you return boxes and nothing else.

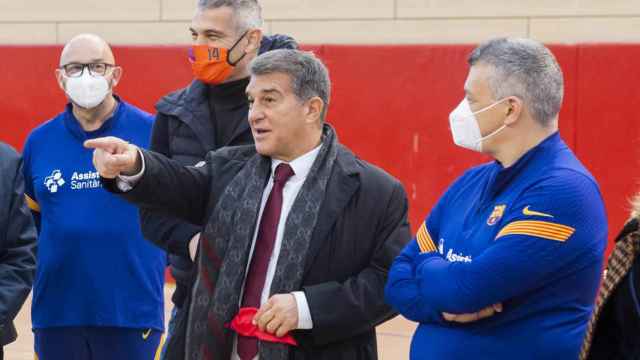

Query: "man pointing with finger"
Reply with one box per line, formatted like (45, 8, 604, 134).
(86, 49, 410, 360)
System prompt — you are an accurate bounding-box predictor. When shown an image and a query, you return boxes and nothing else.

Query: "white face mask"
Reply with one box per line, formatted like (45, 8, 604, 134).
(448, 98, 508, 152)
(63, 71, 110, 109)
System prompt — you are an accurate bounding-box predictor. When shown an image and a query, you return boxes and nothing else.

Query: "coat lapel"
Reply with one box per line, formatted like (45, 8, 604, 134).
(304, 147, 360, 275)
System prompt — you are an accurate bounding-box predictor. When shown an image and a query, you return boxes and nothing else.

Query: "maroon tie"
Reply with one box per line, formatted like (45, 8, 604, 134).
(237, 163, 295, 360)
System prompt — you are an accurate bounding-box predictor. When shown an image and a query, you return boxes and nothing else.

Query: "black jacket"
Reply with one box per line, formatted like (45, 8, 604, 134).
(140, 34, 298, 308)
(0, 142, 36, 346)
(108, 142, 411, 360)
(587, 218, 640, 360)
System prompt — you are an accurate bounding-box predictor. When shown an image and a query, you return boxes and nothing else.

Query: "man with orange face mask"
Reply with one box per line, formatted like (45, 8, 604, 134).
(142, 1, 297, 359)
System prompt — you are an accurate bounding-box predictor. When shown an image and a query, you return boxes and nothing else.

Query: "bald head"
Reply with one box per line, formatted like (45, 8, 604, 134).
(55, 33, 123, 111)
(59, 34, 115, 67)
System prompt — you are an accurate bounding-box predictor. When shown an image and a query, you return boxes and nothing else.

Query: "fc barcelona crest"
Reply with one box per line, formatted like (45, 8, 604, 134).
(487, 205, 506, 226)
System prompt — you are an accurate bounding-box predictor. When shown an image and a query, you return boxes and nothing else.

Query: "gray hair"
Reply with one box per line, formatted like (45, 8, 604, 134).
(250, 49, 331, 120)
(468, 37, 564, 127)
(196, 0, 263, 32)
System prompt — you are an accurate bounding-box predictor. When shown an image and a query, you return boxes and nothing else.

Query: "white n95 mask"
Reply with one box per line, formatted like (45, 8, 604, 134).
(64, 72, 110, 109)
(448, 98, 508, 152)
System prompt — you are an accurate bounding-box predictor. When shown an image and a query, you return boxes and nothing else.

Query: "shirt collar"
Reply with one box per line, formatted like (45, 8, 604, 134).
(271, 145, 322, 182)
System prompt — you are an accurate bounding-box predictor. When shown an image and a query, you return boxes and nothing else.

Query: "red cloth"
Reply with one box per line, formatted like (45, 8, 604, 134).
(230, 307, 298, 346)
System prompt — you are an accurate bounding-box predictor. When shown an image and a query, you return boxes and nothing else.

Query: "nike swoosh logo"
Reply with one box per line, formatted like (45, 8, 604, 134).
(142, 329, 152, 340)
(523, 206, 554, 218)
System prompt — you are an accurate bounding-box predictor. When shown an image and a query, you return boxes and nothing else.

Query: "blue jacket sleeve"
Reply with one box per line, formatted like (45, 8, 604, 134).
(413, 174, 607, 314)
(385, 185, 448, 323)
(385, 238, 443, 323)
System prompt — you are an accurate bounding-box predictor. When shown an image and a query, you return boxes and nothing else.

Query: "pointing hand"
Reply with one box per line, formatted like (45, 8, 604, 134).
(84, 136, 141, 179)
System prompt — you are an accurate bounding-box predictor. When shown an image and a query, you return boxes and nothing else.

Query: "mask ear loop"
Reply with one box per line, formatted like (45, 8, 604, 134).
(471, 97, 511, 145)
(227, 30, 250, 66)
(475, 124, 507, 145)
(473, 97, 510, 116)
(455, 97, 510, 123)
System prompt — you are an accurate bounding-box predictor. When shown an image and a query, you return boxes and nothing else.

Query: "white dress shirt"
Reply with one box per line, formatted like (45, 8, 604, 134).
(116, 146, 321, 360)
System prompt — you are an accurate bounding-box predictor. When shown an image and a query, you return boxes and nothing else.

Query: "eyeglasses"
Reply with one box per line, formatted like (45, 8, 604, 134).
(60, 63, 115, 77)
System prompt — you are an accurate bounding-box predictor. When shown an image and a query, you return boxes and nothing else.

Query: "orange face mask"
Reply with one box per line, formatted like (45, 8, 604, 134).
(189, 32, 247, 85)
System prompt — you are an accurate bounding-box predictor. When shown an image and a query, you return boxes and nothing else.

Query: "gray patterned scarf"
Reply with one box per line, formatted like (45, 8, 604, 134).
(187, 124, 339, 360)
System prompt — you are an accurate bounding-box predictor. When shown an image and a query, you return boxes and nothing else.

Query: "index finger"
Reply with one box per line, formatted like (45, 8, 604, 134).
(84, 137, 124, 153)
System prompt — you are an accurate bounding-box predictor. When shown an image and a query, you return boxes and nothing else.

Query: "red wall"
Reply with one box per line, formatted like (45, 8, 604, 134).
(1, 44, 637, 254)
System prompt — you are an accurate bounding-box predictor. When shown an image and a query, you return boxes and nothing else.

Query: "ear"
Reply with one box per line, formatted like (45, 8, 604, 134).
(504, 96, 523, 126)
(244, 28, 263, 54)
(55, 68, 66, 92)
(304, 97, 324, 124)
(110, 66, 123, 88)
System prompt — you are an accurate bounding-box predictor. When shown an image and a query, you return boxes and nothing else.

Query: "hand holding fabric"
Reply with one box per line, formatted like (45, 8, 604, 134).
(230, 307, 298, 346)
(253, 293, 299, 338)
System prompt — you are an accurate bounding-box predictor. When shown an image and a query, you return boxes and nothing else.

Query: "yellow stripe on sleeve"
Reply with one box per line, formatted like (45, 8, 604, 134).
(416, 222, 437, 253)
(154, 333, 166, 360)
(499, 224, 573, 238)
(496, 220, 575, 242)
(25, 194, 40, 212)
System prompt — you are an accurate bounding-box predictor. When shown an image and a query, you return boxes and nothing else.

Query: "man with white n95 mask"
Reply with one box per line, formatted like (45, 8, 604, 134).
(385, 37, 607, 360)
(22, 33, 166, 360)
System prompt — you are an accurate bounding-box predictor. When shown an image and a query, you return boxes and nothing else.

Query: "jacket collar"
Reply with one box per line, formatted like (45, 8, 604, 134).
(155, 78, 251, 149)
(156, 80, 214, 148)
(63, 95, 124, 142)
(617, 218, 640, 243)
(487, 132, 565, 198)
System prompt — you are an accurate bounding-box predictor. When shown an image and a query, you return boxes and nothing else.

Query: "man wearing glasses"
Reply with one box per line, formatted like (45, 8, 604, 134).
(22, 33, 166, 360)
